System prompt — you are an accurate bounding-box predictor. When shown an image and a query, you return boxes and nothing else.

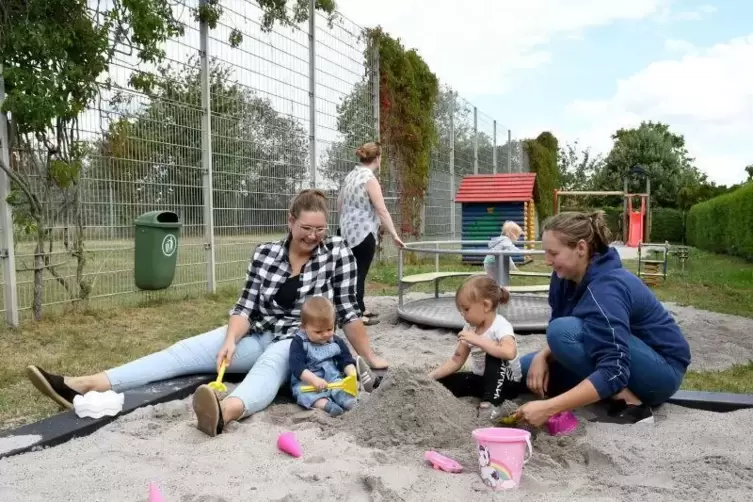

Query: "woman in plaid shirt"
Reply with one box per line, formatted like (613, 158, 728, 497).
(26, 189, 388, 437)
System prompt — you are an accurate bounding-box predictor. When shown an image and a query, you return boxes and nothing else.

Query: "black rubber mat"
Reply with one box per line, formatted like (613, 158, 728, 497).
(0, 367, 390, 460)
(0, 375, 214, 460)
(668, 389, 753, 412)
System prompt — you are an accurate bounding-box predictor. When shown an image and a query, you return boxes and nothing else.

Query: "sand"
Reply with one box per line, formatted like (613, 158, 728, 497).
(0, 435, 42, 456)
(2, 294, 753, 501)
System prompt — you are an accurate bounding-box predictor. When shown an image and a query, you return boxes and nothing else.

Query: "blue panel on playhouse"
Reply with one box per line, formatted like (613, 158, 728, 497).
(461, 202, 527, 265)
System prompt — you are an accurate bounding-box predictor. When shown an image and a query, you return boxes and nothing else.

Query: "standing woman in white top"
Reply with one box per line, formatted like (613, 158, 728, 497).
(338, 142, 404, 325)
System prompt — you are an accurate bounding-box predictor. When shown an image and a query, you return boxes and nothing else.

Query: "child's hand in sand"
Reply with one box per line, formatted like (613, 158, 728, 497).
(457, 329, 481, 346)
(514, 400, 555, 427)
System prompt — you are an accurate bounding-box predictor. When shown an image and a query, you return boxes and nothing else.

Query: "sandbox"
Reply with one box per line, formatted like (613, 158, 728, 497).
(1, 295, 753, 501)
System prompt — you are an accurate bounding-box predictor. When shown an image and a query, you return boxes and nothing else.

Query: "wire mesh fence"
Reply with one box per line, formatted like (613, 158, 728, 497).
(0, 0, 528, 323)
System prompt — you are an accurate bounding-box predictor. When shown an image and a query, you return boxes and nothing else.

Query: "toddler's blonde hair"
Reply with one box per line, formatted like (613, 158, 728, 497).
(502, 220, 523, 239)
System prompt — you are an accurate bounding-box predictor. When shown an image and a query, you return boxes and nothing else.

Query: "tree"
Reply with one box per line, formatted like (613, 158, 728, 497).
(596, 121, 706, 209)
(0, 0, 337, 319)
(524, 132, 561, 221)
(323, 28, 440, 238)
(745, 164, 753, 182)
(319, 80, 374, 189)
(373, 28, 440, 238)
(558, 140, 604, 191)
(91, 58, 309, 234)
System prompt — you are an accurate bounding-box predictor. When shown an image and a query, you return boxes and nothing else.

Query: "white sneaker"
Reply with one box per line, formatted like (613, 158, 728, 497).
(356, 356, 376, 393)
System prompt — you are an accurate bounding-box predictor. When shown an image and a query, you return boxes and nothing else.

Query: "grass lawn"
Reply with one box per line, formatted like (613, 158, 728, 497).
(1, 246, 752, 431)
(6, 232, 288, 319)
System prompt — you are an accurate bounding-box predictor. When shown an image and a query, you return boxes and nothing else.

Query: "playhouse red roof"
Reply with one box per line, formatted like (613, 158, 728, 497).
(455, 173, 536, 203)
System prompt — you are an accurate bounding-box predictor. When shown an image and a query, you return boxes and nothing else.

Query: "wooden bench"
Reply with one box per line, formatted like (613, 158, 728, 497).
(399, 271, 482, 303)
(398, 271, 549, 306)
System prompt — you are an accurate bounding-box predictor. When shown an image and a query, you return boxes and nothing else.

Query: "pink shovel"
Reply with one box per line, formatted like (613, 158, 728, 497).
(277, 431, 303, 458)
(148, 482, 165, 502)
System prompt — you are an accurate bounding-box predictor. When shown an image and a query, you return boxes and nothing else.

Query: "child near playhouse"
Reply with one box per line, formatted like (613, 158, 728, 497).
(289, 296, 358, 417)
(428, 275, 523, 419)
(484, 220, 523, 281)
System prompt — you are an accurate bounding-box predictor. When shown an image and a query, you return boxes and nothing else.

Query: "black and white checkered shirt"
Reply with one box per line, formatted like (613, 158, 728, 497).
(229, 234, 361, 340)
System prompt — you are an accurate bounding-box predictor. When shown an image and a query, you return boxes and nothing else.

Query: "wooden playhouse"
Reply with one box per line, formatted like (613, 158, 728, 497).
(454, 173, 537, 265)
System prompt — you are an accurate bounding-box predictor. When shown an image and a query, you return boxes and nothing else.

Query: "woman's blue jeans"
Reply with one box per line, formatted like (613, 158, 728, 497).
(104, 326, 291, 418)
(520, 317, 685, 406)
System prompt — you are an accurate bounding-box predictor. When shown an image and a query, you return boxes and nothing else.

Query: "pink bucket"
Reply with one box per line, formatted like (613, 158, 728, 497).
(472, 427, 533, 490)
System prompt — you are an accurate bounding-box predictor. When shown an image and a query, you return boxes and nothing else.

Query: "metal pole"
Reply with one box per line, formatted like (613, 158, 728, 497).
(199, 0, 216, 293)
(308, 0, 317, 188)
(495, 253, 510, 287)
(0, 68, 20, 327)
(473, 106, 478, 174)
(371, 33, 381, 260)
(371, 38, 380, 142)
(507, 129, 512, 173)
(449, 92, 456, 239)
(492, 120, 497, 174)
(397, 247, 404, 307)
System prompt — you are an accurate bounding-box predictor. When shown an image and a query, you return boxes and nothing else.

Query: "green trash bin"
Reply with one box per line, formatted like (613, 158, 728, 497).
(134, 210, 182, 290)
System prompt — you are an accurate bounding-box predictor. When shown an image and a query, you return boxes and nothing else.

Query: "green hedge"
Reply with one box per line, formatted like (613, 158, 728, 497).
(525, 132, 560, 221)
(686, 182, 753, 260)
(650, 207, 685, 244)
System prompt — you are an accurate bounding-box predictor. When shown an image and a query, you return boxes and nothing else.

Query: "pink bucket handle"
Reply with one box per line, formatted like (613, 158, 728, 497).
(523, 435, 533, 464)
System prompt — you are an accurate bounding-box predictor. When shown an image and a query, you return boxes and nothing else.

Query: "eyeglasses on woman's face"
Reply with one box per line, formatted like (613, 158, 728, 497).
(296, 222, 328, 236)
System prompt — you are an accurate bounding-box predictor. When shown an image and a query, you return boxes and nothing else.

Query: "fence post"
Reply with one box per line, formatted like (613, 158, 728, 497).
(449, 91, 456, 239)
(507, 129, 513, 173)
(371, 39, 380, 142)
(0, 69, 19, 327)
(199, 0, 216, 293)
(473, 106, 478, 174)
(371, 36, 382, 261)
(492, 120, 497, 174)
(109, 183, 115, 239)
(308, 0, 317, 188)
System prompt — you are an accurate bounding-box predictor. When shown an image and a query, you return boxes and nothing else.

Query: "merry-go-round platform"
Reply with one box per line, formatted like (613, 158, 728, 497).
(396, 240, 552, 333)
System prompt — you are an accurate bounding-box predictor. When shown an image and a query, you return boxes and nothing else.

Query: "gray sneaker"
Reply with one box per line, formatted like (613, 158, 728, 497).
(356, 356, 376, 393)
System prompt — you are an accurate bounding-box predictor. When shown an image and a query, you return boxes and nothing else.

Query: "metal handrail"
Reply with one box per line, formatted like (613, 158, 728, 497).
(397, 240, 548, 299)
(401, 240, 545, 256)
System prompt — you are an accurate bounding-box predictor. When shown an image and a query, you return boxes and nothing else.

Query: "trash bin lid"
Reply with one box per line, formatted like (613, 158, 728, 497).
(134, 210, 182, 229)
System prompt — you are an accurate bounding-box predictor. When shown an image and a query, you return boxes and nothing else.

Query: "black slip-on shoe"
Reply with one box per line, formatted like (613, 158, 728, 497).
(192, 384, 224, 437)
(26, 365, 81, 409)
(595, 400, 654, 425)
(362, 316, 381, 326)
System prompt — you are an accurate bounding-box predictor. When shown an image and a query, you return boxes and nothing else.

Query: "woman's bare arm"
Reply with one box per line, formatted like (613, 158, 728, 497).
(365, 178, 398, 238)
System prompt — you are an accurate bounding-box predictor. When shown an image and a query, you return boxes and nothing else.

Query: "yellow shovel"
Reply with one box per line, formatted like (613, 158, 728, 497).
(300, 375, 358, 397)
(208, 360, 227, 392)
(497, 414, 518, 426)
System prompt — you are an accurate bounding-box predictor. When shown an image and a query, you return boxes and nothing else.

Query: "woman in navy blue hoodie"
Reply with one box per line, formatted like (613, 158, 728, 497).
(513, 211, 691, 426)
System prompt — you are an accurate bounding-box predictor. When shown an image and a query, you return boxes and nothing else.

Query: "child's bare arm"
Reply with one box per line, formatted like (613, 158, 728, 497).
(429, 342, 471, 380)
(476, 335, 517, 361)
(300, 369, 328, 390)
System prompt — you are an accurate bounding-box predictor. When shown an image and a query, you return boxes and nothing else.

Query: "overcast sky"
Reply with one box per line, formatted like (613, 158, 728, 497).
(337, 0, 753, 186)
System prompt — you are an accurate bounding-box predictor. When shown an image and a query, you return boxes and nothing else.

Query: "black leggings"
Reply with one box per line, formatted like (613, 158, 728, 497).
(349, 233, 376, 314)
(437, 354, 521, 405)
